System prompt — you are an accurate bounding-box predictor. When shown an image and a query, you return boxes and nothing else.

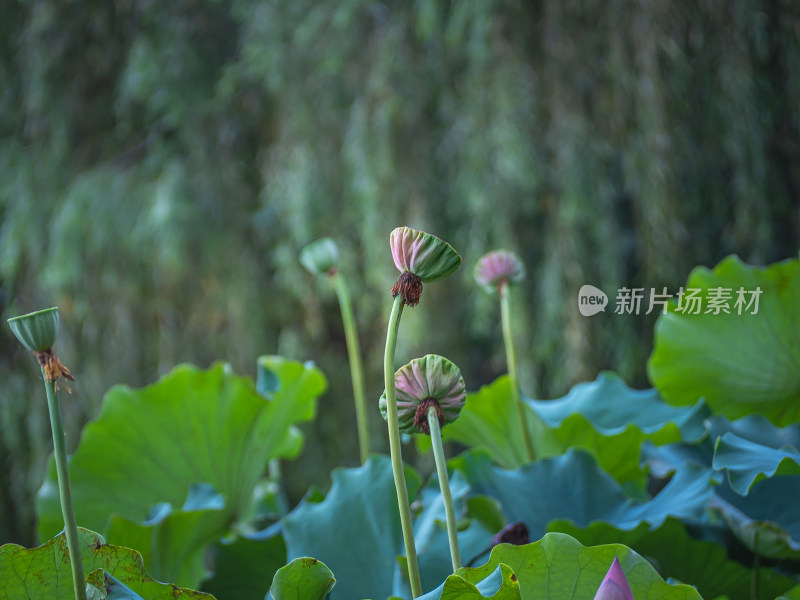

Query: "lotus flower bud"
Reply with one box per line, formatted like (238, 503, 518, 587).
(593, 557, 634, 600)
(8, 307, 74, 385)
(300, 238, 339, 276)
(474, 250, 525, 294)
(380, 354, 466, 434)
(389, 227, 461, 306)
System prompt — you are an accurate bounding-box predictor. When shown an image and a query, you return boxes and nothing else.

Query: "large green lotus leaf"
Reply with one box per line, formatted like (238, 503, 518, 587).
(440, 377, 537, 469)
(449, 449, 712, 539)
(103, 508, 225, 587)
(419, 564, 522, 600)
(37, 359, 326, 587)
(443, 373, 707, 483)
(550, 517, 798, 600)
(648, 255, 800, 425)
(708, 415, 800, 495)
(282, 455, 423, 600)
(712, 476, 800, 559)
(778, 585, 800, 600)
(421, 533, 702, 600)
(0, 528, 213, 599)
(269, 557, 335, 600)
(201, 524, 286, 600)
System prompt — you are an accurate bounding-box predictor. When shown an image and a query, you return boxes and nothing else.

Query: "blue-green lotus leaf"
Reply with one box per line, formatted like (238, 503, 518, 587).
(640, 439, 715, 480)
(443, 373, 708, 483)
(714, 433, 800, 495)
(282, 455, 423, 600)
(449, 449, 713, 539)
(649, 255, 800, 425)
(713, 476, 800, 559)
(705, 414, 800, 494)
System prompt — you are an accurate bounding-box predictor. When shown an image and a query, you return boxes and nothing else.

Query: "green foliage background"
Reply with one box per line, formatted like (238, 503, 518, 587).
(1, 0, 798, 546)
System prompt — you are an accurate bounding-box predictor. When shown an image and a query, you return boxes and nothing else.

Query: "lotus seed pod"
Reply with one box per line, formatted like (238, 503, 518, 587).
(474, 250, 525, 294)
(7, 307, 60, 353)
(300, 238, 339, 275)
(389, 227, 461, 306)
(593, 557, 634, 600)
(380, 354, 466, 435)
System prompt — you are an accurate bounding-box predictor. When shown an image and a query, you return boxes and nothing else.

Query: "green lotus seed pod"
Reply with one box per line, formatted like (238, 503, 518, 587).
(474, 249, 525, 294)
(7, 307, 60, 352)
(389, 227, 462, 305)
(380, 354, 466, 435)
(300, 238, 339, 275)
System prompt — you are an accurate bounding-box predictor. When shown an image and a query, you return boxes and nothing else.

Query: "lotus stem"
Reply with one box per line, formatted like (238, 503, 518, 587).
(43, 370, 86, 600)
(332, 272, 369, 464)
(384, 295, 422, 597)
(499, 281, 535, 462)
(427, 406, 461, 571)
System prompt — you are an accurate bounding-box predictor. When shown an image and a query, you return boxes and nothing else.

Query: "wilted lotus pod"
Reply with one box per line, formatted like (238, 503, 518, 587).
(8, 307, 60, 353)
(380, 354, 466, 434)
(474, 250, 525, 294)
(300, 237, 339, 275)
(7, 307, 74, 384)
(593, 557, 634, 600)
(389, 227, 461, 306)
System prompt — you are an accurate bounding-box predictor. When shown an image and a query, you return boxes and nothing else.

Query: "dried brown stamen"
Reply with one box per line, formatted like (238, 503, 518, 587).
(413, 397, 444, 435)
(36, 348, 75, 392)
(391, 271, 423, 306)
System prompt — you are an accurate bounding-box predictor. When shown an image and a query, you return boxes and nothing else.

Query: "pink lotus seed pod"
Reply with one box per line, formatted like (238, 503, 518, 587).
(389, 227, 462, 306)
(474, 250, 525, 294)
(379, 354, 466, 435)
(593, 557, 634, 600)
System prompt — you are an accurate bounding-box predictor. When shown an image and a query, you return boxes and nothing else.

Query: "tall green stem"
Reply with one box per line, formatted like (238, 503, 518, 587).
(332, 273, 369, 464)
(427, 407, 461, 571)
(384, 295, 422, 598)
(499, 282, 535, 462)
(43, 371, 86, 600)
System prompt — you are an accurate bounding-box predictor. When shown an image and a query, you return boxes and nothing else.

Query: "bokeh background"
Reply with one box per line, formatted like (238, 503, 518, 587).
(1, 0, 799, 547)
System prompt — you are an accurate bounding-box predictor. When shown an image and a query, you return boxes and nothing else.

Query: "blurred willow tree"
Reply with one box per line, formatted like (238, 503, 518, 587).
(1, 0, 798, 545)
